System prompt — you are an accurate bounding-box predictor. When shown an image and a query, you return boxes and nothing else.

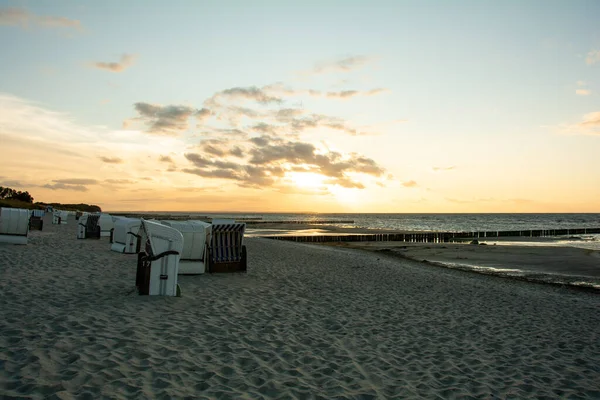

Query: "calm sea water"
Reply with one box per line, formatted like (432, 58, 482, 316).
(177, 212, 600, 233)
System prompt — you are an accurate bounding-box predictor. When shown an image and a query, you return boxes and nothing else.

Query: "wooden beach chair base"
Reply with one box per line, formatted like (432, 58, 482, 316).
(207, 245, 247, 273)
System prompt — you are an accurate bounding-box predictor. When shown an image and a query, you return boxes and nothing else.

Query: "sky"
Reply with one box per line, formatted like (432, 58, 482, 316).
(0, 0, 599, 213)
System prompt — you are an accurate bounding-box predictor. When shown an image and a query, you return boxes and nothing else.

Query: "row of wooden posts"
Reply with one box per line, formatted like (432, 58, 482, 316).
(262, 227, 600, 243)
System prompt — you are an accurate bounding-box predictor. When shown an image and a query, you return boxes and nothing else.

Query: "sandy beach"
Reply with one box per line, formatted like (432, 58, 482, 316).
(1, 216, 600, 399)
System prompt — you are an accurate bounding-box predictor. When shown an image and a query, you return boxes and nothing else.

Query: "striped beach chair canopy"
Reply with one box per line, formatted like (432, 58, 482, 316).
(210, 223, 246, 263)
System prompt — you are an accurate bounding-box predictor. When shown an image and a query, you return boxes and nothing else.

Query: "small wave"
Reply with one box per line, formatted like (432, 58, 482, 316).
(425, 260, 600, 292)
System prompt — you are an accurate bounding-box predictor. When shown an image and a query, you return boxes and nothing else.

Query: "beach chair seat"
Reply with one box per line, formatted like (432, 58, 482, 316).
(160, 220, 211, 274)
(206, 222, 247, 273)
(110, 217, 142, 254)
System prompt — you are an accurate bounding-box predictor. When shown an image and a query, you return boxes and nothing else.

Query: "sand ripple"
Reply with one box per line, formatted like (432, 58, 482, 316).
(1, 216, 600, 398)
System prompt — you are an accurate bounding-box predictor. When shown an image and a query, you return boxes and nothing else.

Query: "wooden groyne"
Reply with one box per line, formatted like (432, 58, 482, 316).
(262, 227, 600, 244)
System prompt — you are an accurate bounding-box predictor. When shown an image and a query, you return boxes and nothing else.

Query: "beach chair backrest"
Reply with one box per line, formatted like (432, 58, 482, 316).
(210, 223, 245, 263)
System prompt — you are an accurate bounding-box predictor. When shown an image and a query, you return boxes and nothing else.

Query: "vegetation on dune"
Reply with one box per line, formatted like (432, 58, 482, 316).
(0, 186, 101, 212)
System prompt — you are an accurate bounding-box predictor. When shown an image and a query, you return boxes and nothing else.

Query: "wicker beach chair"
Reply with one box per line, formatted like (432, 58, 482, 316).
(29, 216, 43, 231)
(206, 222, 247, 273)
(77, 214, 101, 239)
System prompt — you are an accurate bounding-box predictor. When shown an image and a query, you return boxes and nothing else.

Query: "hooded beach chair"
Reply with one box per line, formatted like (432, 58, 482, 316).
(206, 222, 247, 273)
(136, 219, 183, 296)
(110, 217, 142, 254)
(160, 220, 212, 274)
(0, 208, 30, 245)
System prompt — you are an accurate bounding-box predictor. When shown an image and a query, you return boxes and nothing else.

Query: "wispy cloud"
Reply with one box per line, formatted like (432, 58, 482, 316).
(159, 155, 173, 163)
(99, 156, 123, 164)
(585, 49, 600, 65)
(576, 89, 591, 96)
(560, 111, 600, 135)
(311, 55, 372, 74)
(432, 166, 456, 172)
(42, 178, 98, 192)
(579, 111, 600, 128)
(91, 54, 137, 73)
(0, 7, 81, 30)
(323, 88, 388, 99)
(401, 180, 418, 188)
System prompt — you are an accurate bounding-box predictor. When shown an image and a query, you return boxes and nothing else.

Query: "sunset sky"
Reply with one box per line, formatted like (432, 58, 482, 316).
(1, 0, 599, 213)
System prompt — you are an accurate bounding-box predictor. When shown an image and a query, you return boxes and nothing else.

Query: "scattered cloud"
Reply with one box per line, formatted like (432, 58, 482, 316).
(99, 156, 123, 164)
(0, 7, 82, 31)
(585, 49, 600, 65)
(91, 54, 137, 73)
(159, 155, 173, 163)
(125, 103, 210, 135)
(401, 180, 418, 188)
(181, 135, 385, 190)
(576, 81, 587, 86)
(576, 89, 591, 96)
(206, 86, 282, 107)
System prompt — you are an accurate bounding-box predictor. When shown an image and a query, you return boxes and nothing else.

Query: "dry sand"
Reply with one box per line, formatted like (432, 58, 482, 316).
(1, 216, 600, 399)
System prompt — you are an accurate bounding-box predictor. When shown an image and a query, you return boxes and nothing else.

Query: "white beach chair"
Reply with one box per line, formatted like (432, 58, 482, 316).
(136, 219, 183, 296)
(160, 220, 212, 274)
(206, 222, 247, 273)
(110, 217, 142, 254)
(0, 208, 30, 245)
(97, 214, 114, 237)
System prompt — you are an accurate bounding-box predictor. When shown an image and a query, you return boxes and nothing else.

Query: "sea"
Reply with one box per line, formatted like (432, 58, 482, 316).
(139, 212, 600, 232)
(136, 212, 600, 249)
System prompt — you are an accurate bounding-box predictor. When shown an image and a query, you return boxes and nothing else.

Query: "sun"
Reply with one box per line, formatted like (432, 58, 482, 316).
(287, 172, 327, 188)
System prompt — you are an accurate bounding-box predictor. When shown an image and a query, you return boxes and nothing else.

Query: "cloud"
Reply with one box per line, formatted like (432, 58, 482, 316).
(53, 178, 98, 185)
(207, 86, 282, 107)
(42, 183, 89, 191)
(126, 103, 210, 135)
(401, 180, 418, 188)
(99, 156, 123, 164)
(576, 89, 591, 96)
(159, 155, 173, 163)
(585, 50, 600, 65)
(325, 90, 359, 99)
(576, 81, 587, 86)
(92, 54, 137, 73)
(0, 7, 81, 30)
(559, 111, 600, 135)
(432, 166, 456, 172)
(42, 178, 97, 191)
(182, 136, 385, 189)
(578, 111, 600, 128)
(104, 179, 135, 185)
(312, 55, 372, 74)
